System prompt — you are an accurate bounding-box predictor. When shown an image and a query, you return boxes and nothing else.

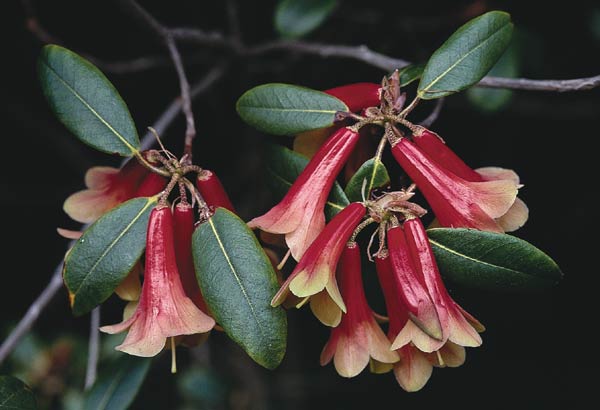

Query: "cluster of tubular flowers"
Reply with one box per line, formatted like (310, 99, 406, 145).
(250, 80, 527, 390)
(62, 153, 237, 360)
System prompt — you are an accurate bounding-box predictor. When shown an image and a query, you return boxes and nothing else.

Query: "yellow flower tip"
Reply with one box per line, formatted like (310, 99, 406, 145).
(310, 291, 342, 327)
(289, 267, 329, 298)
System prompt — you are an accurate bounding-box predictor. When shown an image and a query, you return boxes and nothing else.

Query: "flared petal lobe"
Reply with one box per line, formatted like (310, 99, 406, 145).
(391, 138, 518, 232)
(100, 206, 215, 357)
(248, 128, 360, 260)
(63, 157, 163, 223)
(271, 203, 366, 325)
(320, 244, 398, 377)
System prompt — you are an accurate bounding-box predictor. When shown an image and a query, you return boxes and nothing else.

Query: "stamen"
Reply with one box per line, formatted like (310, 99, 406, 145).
(277, 249, 292, 270)
(171, 337, 177, 374)
(436, 350, 445, 367)
(295, 296, 310, 308)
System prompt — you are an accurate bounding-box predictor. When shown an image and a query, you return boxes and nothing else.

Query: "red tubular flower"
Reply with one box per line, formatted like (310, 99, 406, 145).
(386, 226, 443, 352)
(248, 127, 361, 260)
(134, 172, 167, 197)
(320, 244, 398, 377)
(325, 83, 381, 113)
(391, 138, 518, 232)
(412, 127, 528, 231)
(100, 206, 215, 357)
(393, 217, 484, 350)
(196, 170, 235, 212)
(375, 252, 433, 391)
(173, 203, 209, 313)
(271, 202, 366, 326)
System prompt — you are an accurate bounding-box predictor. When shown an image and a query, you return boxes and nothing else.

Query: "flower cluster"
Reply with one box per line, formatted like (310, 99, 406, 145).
(62, 153, 238, 360)
(251, 77, 527, 390)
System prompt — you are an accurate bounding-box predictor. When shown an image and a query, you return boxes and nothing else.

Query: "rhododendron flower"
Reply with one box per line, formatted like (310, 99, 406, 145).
(249, 127, 361, 260)
(63, 157, 165, 223)
(391, 137, 519, 233)
(100, 206, 215, 357)
(391, 218, 484, 353)
(271, 202, 366, 326)
(374, 218, 484, 391)
(412, 127, 528, 231)
(375, 251, 433, 391)
(386, 226, 443, 350)
(320, 244, 398, 377)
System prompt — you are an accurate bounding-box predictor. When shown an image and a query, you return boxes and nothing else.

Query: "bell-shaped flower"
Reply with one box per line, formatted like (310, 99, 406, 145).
(393, 217, 484, 350)
(386, 226, 443, 350)
(391, 137, 518, 233)
(249, 127, 361, 260)
(320, 244, 398, 377)
(100, 206, 215, 357)
(63, 156, 165, 223)
(374, 251, 434, 391)
(271, 202, 366, 326)
(412, 127, 528, 231)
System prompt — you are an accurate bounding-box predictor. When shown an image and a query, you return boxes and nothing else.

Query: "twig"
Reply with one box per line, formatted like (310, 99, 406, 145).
(477, 74, 600, 92)
(139, 62, 229, 152)
(84, 307, 101, 390)
(24, 0, 600, 92)
(119, 0, 197, 158)
(0, 262, 64, 364)
(419, 98, 444, 128)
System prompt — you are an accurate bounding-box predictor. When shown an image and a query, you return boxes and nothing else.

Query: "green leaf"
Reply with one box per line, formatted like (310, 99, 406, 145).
(398, 63, 424, 86)
(345, 158, 390, 202)
(236, 83, 349, 136)
(83, 356, 151, 410)
(427, 228, 563, 291)
(0, 376, 37, 409)
(264, 143, 349, 219)
(192, 209, 287, 369)
(417, 11, 513, 99)
(64, 197, 157, 316)
(467, 41, 519, 112)
(275, 0, 337, 39)
(38, 45, 140, 156)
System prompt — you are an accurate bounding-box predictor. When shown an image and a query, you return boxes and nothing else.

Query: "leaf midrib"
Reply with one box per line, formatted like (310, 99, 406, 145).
(41, 59, 138, 154)
(419, 20, 510, 95)
(207, 218, 266, 339)
(69, 199, 154, 298)
(429, 238, 545, 279)
(239, 106, 340, 114)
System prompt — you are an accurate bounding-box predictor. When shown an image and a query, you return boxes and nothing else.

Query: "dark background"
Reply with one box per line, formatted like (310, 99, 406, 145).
(2, 0, 598, 409)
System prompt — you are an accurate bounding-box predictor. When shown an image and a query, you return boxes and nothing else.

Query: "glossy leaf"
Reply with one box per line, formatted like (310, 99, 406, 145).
(345, 158, 390, 202)
(275, 0, 337, 39)
(83, 356, 151, 410)
(264, 143, 349, 219)
(38, 45, 140, 156)
(418, 11, 513, 99)
(64, 197, 157, 316)
(192, 209, 287, 369)
(236, 83, 349, 136)
(467, 41, 519, 112)
(427, 228, 563, 291)
(398, 63, 424, 86)
(0, 376, 37, 409)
